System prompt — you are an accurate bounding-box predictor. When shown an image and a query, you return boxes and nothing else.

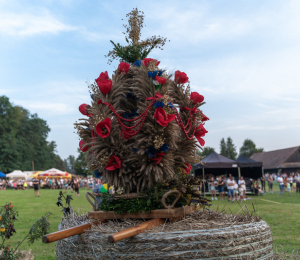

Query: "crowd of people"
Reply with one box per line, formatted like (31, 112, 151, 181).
(1, 172, 300, 202)
(0, 177, 103, 197)
(205, 174, 247, 202)
(204, 171, 300, 202)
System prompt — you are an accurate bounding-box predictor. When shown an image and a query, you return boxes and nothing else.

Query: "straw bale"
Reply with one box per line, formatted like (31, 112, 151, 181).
(56, 209, 274, 259)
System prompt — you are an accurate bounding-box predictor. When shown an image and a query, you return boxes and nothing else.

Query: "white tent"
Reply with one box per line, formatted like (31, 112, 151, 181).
(23, 171, 34, 180)
(38, 168, 68, 178)
(6, 170, 27, 180)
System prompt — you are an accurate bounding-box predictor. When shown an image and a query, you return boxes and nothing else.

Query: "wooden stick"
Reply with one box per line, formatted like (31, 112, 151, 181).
(107, 218, 165, 243)
(42, 219, 105, 243)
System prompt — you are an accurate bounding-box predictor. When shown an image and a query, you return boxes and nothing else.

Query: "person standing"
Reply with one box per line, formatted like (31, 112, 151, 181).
(288, 175, 293, 193)
(227, 176, 235, 203)
(209, 176, 217, 200)
(33, 178, 40, 197)
(295, 173, 300, 193)
(268, 174, 274, 193)
(277, 174, 284, 195)
(238, 176, 246, 200)
(217, 177, 224, 200)
(92, 179, 103, 208)
(74, 179, 80, 197)
(260, 176, 266, 193)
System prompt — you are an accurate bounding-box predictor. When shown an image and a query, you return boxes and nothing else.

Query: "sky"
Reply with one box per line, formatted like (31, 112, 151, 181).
(1, 0, 300, 160)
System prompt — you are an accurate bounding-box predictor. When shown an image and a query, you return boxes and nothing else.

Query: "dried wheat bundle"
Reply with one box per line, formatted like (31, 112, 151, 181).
(74, 9, 208, 193)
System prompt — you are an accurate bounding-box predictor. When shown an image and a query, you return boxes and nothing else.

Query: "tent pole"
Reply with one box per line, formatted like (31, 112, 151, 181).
(202, 167, 205, 197)
(238, 167, 241, 179)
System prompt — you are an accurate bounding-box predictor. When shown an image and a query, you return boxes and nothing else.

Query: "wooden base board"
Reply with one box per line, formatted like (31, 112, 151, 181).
(88, 205, 196, 220)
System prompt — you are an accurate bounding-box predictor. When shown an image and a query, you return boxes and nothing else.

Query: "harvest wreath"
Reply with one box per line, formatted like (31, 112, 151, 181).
(43, 8, 274, 260)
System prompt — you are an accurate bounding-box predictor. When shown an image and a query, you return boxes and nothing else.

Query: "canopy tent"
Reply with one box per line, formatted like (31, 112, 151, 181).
(237, 155, 263, 179)
(30, 171, 44, 178)
(0, 172, 6, 178)
(37, 168, 71, 179)
(194, 151, 240, 178)
(6, 170, 27, 180)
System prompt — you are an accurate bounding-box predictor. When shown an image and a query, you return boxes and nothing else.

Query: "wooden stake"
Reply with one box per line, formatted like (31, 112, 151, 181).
(107, 218, 165, 243)
(42, 219, 105, 243)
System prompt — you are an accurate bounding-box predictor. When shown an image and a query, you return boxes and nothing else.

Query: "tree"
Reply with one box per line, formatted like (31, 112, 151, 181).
(74, 148, 92, 176)
(64, 155, 75, 173)
(55, 155, 65, 171)
(197, 147, 215, 158)
(220, 138, 227, 157)
(0, 96, 61, 172)
(219, 137, 237, 160)
(226, 137, 237, 160)
(239, 139, 264, 158)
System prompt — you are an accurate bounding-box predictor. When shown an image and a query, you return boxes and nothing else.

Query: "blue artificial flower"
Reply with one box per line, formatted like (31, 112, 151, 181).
(160, 143, 169, 152)
(123, 112, 131, 119)
(132, 148, 139, 153)
(147, 70, 164, 79)
(134, 59, 142, 67)
(168, 101, 174, 108)
(147, 71, 156, 79)
(146, 146, 157, 157)
(90, 94, 94, 100)
(126, 90, 135, 99)
(154, 101, 164, 108)
(94, 171, 102, 178)
(131, 110, 139, 117)
(123, 110, 139, 119)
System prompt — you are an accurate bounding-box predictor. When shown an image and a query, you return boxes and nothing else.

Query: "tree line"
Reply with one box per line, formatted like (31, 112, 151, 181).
(197, 137, 264, 160)
(0, 96, 92, 175)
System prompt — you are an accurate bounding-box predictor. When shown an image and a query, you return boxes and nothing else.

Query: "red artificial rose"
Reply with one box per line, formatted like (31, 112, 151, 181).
(154, 76, 167, 85)
(118, 62, 130, 74)
(174, 70, 189, 84)
(95, 71, 112, 94)
(95, 71, 109, 84)
(142, 58, 160, 67)
(195, 124, 208, 146)
(79, 140, 89, 152)
(79, 104, 92, 117)
(79, 103, 88, 115)
(96, 118, 111, 138)
(106, 155, 121, 171)
(97, 79, 112, 95)
(151, 152, 165, 164)
(154, 107, 176, 127)
(184, 163, 192, 175)
(190, 92, 204, 104)
(201, 113, 209, 122)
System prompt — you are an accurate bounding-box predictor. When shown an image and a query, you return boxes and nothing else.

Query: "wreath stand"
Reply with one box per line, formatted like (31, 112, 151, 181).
(43, 190, 199, 244)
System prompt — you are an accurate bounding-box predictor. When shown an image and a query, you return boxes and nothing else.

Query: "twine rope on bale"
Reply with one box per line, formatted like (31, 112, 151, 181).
(56, 209, 274, 260)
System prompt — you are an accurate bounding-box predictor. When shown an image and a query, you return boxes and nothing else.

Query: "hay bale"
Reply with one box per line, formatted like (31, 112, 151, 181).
(56, 210, 273, 260)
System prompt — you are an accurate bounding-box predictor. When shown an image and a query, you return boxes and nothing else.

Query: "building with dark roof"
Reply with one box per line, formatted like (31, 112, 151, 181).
(250, 146, 300, 174)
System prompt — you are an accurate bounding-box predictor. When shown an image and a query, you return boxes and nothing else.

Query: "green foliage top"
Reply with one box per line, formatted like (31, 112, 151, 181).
(105, 8, 168, 64)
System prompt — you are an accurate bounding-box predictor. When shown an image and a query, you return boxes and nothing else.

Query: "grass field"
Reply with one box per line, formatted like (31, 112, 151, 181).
(0, 186, 299, 259)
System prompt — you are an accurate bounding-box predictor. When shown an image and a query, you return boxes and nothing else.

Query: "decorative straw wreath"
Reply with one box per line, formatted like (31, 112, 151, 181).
(75, 8, 209, 209)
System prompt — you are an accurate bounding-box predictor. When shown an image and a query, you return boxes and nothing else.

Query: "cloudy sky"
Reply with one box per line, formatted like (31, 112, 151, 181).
(1, 0, 300, 160)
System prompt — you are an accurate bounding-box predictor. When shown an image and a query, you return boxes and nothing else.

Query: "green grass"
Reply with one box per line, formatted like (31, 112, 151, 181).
(0, 186, 299, 259)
